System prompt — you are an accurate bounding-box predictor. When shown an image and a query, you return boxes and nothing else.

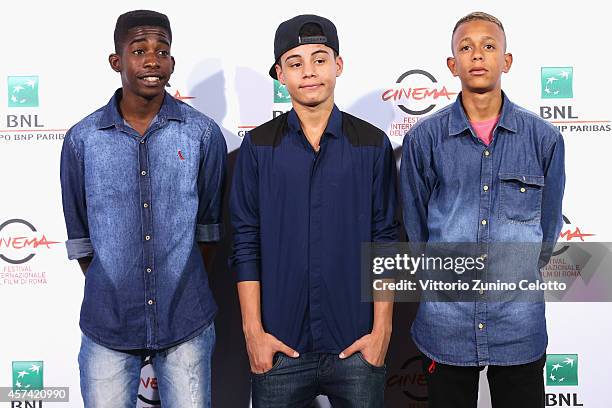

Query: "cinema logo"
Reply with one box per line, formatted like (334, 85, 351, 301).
(382, 70, 457, 137)
(137, 356, 160, 408)
(539, 67, 611, 134)
(543, 215, 591, 281)
(0, 219, 60, 286)
(386, 355, 427, 406)
(542, 215, 596, 300)
(172, 89, 195, 102)
(1, 76, 65, 142)
(552, 215, 595, 257)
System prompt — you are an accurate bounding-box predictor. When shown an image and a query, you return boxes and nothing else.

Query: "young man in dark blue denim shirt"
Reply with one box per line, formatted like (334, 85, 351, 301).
(400, 12, 565, 408)
(231, 15, 398, 407)
(59, 10, 226, 408)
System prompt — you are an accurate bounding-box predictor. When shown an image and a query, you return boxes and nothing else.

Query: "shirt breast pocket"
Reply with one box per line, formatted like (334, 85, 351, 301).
(498, 173, 544, 225)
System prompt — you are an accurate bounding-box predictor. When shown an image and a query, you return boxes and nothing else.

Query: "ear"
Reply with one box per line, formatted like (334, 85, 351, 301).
(335, 55, 344, 77)
(275, 63, 285, 84)
(171, 56, 176, 74)
(502, 52, 513, 73)
(109, 53, 121, 73)
(447, 56, 458, 77)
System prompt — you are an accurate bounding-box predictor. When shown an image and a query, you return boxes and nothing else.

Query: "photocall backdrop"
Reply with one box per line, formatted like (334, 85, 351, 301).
(1, 1, 610, 407)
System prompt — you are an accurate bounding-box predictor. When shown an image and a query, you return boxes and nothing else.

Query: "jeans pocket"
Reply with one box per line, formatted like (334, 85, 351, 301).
(499, 173, 544, 225)
(356, 352, 386, 373)
(252, 353, 285, 377)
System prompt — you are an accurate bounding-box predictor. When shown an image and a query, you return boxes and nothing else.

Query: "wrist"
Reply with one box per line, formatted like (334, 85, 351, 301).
(243, 322, 265, 339)
(371, 324, 392, 338)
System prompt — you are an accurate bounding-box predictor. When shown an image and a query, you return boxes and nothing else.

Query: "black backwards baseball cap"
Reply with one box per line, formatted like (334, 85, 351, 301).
(269, 14, 339, 79)
(114, 10, 172, 52)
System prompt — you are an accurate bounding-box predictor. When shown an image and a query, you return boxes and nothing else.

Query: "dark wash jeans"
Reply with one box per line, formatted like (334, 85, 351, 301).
(251, 352, 386, 408)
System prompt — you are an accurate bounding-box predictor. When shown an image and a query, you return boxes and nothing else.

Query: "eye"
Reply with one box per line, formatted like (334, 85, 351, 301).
(290, 62, 302, 68)
(315, 58, 326, 64)
(158, 50, 170, 56)
(460, 45, 471, 52)
(484, 44, 495, 50)
(132, 49, 145, 55)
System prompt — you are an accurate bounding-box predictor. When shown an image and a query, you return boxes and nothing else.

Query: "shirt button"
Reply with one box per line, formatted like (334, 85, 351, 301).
(148, 299, 154, 305)
(145, 235, 151, 241)
(146, 268, 152, 273)
(143, 203, 149, 208)
(141, 170, 147, 176)
(140, 139, 145, 144)
(483, 185, 489, 191)
(520, 187, 526, 193)
(484, 150, 490, 157)
(481, 219, 487, 226)
(478, 322, 485, 330)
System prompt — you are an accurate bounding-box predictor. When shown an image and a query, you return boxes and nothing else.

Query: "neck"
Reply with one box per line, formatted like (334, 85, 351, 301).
(293, 97, 334, 147)
(119, 89, 165, 128)
(460, 89, 503, 122)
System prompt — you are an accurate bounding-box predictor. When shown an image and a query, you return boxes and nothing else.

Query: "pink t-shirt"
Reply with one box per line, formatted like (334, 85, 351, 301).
(469, 115, 500, 146)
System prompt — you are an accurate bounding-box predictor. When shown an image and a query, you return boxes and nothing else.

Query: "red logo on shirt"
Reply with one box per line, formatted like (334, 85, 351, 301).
(178, 150, 185, 161)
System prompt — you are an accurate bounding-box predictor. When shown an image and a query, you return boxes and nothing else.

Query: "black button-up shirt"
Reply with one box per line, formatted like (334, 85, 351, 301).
(230, 106, 398, 353)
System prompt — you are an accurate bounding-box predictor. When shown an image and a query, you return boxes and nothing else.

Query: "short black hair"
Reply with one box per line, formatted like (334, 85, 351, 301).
(114, 10, 172, 53)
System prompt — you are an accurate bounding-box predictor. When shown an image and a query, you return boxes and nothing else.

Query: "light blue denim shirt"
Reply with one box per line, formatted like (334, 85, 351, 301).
(60, 89, 227, 350)
(400, 92, 565, 366)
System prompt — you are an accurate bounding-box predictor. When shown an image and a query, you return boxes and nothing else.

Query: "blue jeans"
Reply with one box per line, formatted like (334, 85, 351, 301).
(79, 322, 215, 408)
(252, 352, 386, 408)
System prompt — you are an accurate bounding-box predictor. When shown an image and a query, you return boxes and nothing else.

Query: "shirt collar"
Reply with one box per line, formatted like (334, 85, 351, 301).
(287, 104, 343, 138)
(97, 88, 184, 130)
(448, 91, 518, 136)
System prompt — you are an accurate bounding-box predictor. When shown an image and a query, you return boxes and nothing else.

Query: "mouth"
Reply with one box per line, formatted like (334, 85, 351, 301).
(469, 68, 488, 76)
(138, 75, 164, 85)
(300, 83, 322, 90)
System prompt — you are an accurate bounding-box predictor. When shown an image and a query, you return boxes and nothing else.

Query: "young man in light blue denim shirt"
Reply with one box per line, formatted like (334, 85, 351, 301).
(400, 11, 565, 408)
(59, 10, 226, 408)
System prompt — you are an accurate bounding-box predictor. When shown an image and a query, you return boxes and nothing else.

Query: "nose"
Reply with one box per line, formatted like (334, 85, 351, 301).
(472, 50, 484, 61)
(302, 60, 316, 78)
(144, 52, 160, 68)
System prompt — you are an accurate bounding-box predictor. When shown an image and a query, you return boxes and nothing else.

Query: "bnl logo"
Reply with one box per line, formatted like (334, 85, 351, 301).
(11, 361, 43, 408)
(541, 68, 573, 99)
(8, 76, 39, 108)
(274, 80, 291, 103)
(6, 76, 45, 129)
(539, 67, 577, 121)
(10, 401, 43, 407)
(545, 354, 584, 407)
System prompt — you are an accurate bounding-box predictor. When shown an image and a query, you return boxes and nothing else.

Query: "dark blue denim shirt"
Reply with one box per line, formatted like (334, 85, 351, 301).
(230, 106, 398, 354)
(60, 89, 227, 350)
(400, 92, 565, 366)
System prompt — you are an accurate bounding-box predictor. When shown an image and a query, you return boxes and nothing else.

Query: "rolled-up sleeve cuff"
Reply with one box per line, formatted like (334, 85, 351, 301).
(196, 223, 222, 242)
(235, 261, 260, 282)
(66, 237, 93, 260)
